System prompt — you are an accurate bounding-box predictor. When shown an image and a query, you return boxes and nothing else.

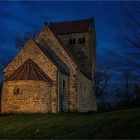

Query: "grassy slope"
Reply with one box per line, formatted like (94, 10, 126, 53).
(0, 108, 140, 139)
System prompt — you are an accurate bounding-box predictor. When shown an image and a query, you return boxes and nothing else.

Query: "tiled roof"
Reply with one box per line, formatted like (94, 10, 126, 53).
(49, 18, 91, 35)
(36, 40, 70, 75)
(5, 59, 52, 82)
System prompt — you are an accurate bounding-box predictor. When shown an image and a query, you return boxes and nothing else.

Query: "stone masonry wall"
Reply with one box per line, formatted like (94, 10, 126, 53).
(3, 40, 58, 113)
(57, 29, 96, 111)
(58, 71, 68, 112)
(58, 32, 93, 78)
(4, 40, 57, 81)
(56, 31, 97, 111)
(37, 27, 78, 111)
(78, 72, 97, 112)
(1, 81, 51, 113)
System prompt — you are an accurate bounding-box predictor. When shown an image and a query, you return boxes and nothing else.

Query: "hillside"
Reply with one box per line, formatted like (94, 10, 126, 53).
(0, 108, 140, 139)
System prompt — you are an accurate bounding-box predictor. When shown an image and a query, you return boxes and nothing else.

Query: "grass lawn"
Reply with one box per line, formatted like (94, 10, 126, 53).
(0, 108, 140, 139)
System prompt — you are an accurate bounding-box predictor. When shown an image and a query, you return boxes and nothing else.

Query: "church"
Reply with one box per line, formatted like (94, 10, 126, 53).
(1, 18, 97, 113)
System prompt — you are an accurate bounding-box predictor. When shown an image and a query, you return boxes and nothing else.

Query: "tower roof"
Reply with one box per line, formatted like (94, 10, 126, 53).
(49, 18, 91, 35)
(5, 59, 52, 82)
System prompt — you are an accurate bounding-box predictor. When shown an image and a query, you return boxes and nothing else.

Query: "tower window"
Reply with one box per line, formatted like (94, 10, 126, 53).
(79, 37, 85, 44)
(79, 38, 82, 44)
(69, 39, 72, 45)
(72, 38, 75, 44)
(82, 37, 85, 44)
(69, 38, 75, 45)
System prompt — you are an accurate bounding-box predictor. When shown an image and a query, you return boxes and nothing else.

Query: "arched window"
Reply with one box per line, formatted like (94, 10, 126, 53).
(14, 88, 20, 95)
(82, 37, 85, 44)
(69, 38, 75, 45)
(79, 37, 85, 44)
(79, 38, 82, 44)
(72, 38, 75, 44)
(69, 39, 72, 45)
(63, 80, 65, 89)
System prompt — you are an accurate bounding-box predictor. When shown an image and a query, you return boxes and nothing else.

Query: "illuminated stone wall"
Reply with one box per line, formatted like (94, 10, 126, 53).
(1, 80, 52, 113)
(37, 27, 79, 111)
(78, 72, 97, 112)
(2, 40, 58, 113)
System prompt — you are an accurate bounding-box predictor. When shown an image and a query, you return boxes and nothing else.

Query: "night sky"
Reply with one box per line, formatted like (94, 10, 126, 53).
(0, 1, 139, 84)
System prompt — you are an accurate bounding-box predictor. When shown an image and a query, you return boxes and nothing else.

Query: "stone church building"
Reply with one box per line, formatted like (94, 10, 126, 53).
(1, 18, 97, 113)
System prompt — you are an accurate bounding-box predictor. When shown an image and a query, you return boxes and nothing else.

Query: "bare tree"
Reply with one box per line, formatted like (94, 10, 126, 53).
(118, 1, 140, 56)
(15, 31, 38, 49)
(132, 84, 140, 105)
(115, 69, 140, 107)
(96, 67, 111, 97)
(122, 69, 131, 104)
(112, 2, 140, 108)
(96, 66, 111, 110)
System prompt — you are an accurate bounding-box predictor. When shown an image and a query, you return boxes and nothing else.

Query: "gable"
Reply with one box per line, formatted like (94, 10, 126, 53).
(36, 41, 70, 75)
(4, 39, 58, 81)
(36, 26, 78, 72)
(37, 24, 92, 80)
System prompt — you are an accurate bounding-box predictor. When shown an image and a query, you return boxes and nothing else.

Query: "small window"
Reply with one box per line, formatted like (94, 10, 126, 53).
(84, 85, 86, 92)
(69, 39, 72, 45)
(79, 37, 85, 44)
(63, 80, 65, 89)
(72, 38, 75, 44)
(14, 88, 20, 95)
(69, 38, 75, 45)
(80, 82, 82, 89)
(79, 38, 82, 44)
(82, 37, 85, 44)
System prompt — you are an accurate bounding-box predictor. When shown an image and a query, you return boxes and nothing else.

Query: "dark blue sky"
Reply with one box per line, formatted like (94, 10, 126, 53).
(0, 1, 139, 82)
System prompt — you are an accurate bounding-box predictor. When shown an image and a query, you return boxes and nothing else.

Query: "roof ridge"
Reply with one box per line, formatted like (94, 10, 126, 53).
(36, 40, 70, 75)
(49, 18, 92, 24)
(49, 17, 92, 35)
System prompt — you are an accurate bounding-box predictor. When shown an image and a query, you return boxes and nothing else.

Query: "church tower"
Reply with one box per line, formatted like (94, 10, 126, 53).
(49, 18, 96, 98)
